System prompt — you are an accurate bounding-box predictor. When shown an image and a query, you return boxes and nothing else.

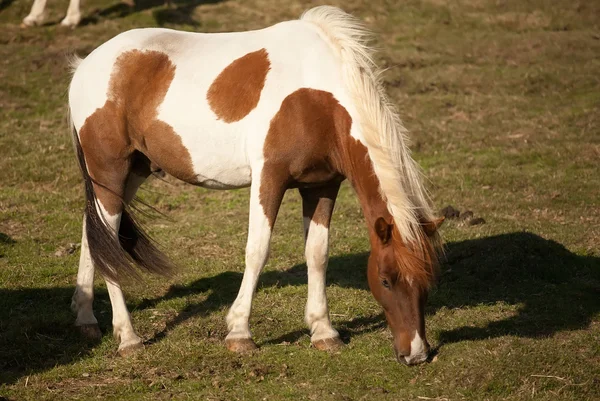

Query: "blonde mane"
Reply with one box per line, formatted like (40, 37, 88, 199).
(302, 7, 440, 252)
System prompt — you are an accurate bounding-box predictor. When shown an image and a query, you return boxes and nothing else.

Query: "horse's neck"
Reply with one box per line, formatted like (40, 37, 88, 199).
(342, 138, 391, 234)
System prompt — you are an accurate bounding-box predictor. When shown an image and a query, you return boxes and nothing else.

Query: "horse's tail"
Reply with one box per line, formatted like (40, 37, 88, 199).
(69, 61, 174, 282)
(301, 6, 438, 248)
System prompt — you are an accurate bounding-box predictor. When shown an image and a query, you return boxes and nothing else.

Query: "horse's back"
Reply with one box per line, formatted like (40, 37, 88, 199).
(69, 21, 352, 188)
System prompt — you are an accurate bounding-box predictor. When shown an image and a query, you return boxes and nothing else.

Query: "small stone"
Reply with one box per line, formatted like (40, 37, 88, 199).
(441, 205, 460, 219)
(54, 243, 81, 257)
(468, 217, 486, 226)
(66, 243, 80, 254)
(459, 210, 474, 221)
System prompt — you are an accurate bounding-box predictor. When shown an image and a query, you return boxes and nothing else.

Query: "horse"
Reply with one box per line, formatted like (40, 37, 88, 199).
(22, 0, 85, 27)
(68, 6, 444, 365)
(21, 0, 139, 27)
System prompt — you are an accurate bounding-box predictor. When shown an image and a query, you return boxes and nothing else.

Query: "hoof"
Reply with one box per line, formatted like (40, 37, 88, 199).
(118, 341, 144, 357)
(21, 15, 44, 27)
(312, 337, 344, 351)
(225, 338, 258, 354)
(60, 15, 81, 28)
(78, 324, 102, 342)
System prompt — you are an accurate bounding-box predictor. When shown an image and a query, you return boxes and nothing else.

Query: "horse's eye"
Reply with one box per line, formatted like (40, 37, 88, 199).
(381, 279, 391, 289)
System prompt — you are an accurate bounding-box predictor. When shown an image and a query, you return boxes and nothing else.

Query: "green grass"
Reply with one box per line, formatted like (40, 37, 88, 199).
(1, 0, 599, 399)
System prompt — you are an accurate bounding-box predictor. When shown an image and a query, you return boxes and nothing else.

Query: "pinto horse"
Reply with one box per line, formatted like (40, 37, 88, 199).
(68, 6, 443, 365)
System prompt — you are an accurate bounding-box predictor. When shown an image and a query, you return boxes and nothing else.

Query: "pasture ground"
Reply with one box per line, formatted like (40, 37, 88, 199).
(1, 0, 599, 399)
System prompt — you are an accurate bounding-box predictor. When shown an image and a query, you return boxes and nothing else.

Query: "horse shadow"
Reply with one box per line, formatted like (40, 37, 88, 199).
(134, 250, 377, 346)
(0, 232, 598, 385)
(135, 231, 599, 347)
(431, 232, 599, 344)
(77, 0, 225, 27)
(0, 0, 16, 13)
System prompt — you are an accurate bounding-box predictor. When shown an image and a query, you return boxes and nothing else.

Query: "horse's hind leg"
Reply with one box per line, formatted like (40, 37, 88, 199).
(72, 167, 150, 345)
(72, 122, 151, 354)
(106, 169, 154, 355)
(22, 0, 48, 26)
(300, 184, 344, 351)
(72, 216, 103, 342)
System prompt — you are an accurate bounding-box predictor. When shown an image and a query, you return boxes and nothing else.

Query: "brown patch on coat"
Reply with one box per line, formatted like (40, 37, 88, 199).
(259, 87, 436, 281)
(207, 48, 271, 123)
(259, 88, 351, 228)
(79, 49, 197, 215)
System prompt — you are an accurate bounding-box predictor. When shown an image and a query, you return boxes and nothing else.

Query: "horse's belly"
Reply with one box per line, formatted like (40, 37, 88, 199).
(184, 132, 252, 189)
(192, 162, 252, 189)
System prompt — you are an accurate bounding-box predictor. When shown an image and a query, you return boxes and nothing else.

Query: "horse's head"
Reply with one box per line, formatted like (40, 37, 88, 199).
(367, 216, 443, 365)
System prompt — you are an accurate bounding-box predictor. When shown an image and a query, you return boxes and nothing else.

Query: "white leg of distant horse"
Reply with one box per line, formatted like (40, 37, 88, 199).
(300, 186, 343, 351)
(22, 0, 47, 26)
(60, 0, 82, 27)
(225, 167, 285, 352)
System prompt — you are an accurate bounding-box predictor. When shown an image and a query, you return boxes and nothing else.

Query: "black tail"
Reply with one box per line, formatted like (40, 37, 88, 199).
(71, 120, 175, 282)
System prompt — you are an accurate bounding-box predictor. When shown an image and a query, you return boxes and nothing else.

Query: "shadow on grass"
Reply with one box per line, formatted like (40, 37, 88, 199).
(76, 0, 225, 27)
(0, 232, 16, 245)
(138, 232, 599, 346)
(0, 0, 16, 13)
(0, 232, 598, 384)
(432, 232, 600, 344)
(136, 252, 374, 347)
(0, 286, 109, 385)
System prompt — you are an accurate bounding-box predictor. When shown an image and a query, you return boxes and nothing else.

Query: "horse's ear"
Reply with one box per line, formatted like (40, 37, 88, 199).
(421, 217, 445, 237)
(374, 217, 393, 245)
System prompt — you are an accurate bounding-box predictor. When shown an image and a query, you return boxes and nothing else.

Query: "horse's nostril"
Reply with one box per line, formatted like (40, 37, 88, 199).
(394, 347, 410, 365)
(396, 354, 409, 365)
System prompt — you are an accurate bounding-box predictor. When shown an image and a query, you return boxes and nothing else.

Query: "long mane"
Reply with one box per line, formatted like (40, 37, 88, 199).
(302, 6, 442, 283)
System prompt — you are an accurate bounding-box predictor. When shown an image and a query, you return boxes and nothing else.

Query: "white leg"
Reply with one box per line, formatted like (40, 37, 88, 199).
(71, 217, 103, 341)
(225, 166, 286, 352)
(71, 174, 146, 348)
(300, 185, 342, 350)
(96, 202, 143, 355)
(22, 0, 48, 26)
(60, 0, 81, 27)
(304, 218, 339, 342)
(105, 278, 142, 354)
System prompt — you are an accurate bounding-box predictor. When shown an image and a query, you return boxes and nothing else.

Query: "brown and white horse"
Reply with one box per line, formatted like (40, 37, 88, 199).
(68, 6, 443, 365)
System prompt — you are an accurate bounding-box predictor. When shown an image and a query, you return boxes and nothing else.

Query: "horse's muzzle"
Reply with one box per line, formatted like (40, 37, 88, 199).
(394, 342, 430, 365)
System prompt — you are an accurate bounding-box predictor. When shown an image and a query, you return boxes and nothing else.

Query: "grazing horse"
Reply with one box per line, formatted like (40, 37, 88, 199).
(69, 6, 443, 365)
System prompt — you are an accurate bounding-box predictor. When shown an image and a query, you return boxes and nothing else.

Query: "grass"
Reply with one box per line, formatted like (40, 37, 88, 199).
(1, 0, 599, 399)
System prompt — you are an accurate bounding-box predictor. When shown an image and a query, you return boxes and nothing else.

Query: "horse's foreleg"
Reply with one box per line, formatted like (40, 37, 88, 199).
(60, 0, 81, 27)
(225, 165, 287, 353)
(300, 184, 344, 351)
(22, 0, 47, 27)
